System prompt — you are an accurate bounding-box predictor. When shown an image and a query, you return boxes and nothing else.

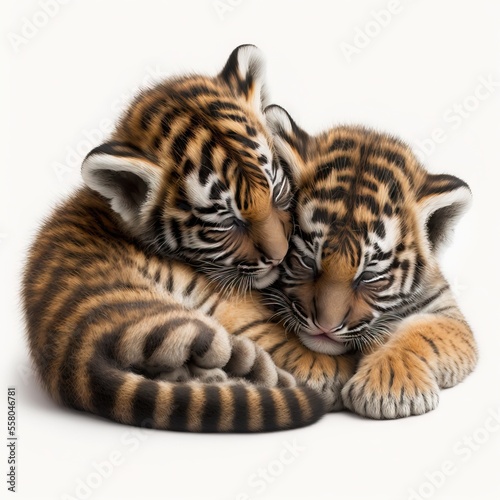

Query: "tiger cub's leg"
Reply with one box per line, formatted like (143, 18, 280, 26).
(255, 328, 359, 411)
(341, 313, 478, 419)
(215, 295, 359, 409)
(135, 260, 288, 387)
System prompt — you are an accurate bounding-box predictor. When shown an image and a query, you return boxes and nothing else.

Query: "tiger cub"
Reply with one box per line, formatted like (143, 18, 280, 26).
(21, 47, 326, 433)
(253, 105, 478, 419)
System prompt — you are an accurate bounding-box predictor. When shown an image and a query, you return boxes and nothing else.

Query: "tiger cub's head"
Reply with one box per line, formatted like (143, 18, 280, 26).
(264, 106, 472, 354)
(81, 46, 292, 290)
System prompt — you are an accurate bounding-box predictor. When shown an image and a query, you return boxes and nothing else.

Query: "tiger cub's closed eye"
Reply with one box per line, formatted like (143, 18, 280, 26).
(300, 256, 317, 270)
(291, 253, 316, 271)
(358, 271, 386, 284)
(359, 271, 382, 283)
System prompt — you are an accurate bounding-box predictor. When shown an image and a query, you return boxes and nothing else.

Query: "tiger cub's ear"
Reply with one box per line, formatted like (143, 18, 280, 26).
(264, 105, 311, 185)
(220, 44, 269, 113)
(417, 174, 472, 252)
(81, 142, 163, 225)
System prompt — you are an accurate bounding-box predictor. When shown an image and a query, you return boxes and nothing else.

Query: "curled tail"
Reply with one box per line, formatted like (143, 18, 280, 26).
(28, 296, 327, 432)
(77, 356, 326, 433)
(27, 297, 327, 432)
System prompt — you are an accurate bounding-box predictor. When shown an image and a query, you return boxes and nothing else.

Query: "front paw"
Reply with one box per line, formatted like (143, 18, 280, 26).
(292, 355, 359, 412)
(225, 337, 297, 388)
(300, 375, 345, 412)
(341, 352, 440, 419)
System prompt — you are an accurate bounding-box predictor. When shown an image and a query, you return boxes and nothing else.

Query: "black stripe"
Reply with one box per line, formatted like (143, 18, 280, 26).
(170, 218, 183, 248)
(87, 357, 125, 419)
(219, 113, 247, 123)
(143, 324, 169, 360)
(336, 174, 354, 184)
(234, 175, 244, 210)
(171, 122, 196, 163)
(397, 286, 450, 318)
(356, 194, 380, 215)
(179, 85, 213, 99)
(419, 334, 440, 356)
(312, 186, 348, 202)
(160, 112, 173, 137)
(191, 321, 216, 358)
(208, 101, 240, 114)
(221, 157, 232, 184)
(258, 388, 277, 431)
(373, 221, 386, 238)
(131, 379, 159, 427)
(206, 300, 220, 317)
(153, 269, 162, 283)
(184, 275, 198, 296)
(226, 131, 259, 150)
(162, 260, 172, 290)
(194, 291, 215, 310)
(231, 319, 268, 336)
(314, 156, 352, 182)
(246, 126, 258, 137)
(266, 339, 289, 357)
(199, 139, 215, 185)
(196, 229, 222, 245)
(182, 159, 196, 177)
(231, 385, 249, 432)
(378, 149, 407, 171)
(200, 385, 222, 432)
(283, 389, 302, 426)
(168, 385, 192, 431)
(367, 164, 403, 202)
(141, 99, 166, 129)
(330, 138, 356, 151)
(209, 181, 225, 200)
(312, 208, 333, 224)
(388, 367, 395, 390)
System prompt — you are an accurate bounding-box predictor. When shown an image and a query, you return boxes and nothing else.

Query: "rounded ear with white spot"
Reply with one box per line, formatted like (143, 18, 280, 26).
(264, 105, 311, 185)
(81, 142, 163, 226)
(219, 44, 269, 113)
(417, 174, 472, 252)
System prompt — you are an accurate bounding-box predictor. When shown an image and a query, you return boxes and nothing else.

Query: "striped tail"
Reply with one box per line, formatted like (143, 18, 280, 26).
(78, 356, 326, 433)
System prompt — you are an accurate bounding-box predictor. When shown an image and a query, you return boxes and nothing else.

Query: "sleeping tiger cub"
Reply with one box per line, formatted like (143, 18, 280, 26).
(253, 105, 478, 419)
(21, 46, 326, 433)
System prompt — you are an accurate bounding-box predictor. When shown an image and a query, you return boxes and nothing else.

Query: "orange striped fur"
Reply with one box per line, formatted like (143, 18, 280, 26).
(22, 47, 326, 433)
(259, 106, 478, 418)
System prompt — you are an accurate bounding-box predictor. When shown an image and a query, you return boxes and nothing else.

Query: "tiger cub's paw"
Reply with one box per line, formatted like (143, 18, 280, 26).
(276, 368, 297, 388)
(155, 366, 192, 383)
(139, 313, 234, 376)
(155, 365, 228, 383)
(225, 337, 296, 388)
(188, 365, 229, 383)
(341, 351, 440, 419)
(290, 353, 360, 412)
(299, 375, 345, 412)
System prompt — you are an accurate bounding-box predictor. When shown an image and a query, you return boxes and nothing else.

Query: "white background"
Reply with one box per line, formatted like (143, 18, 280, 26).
(2, 1, 500, 499)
